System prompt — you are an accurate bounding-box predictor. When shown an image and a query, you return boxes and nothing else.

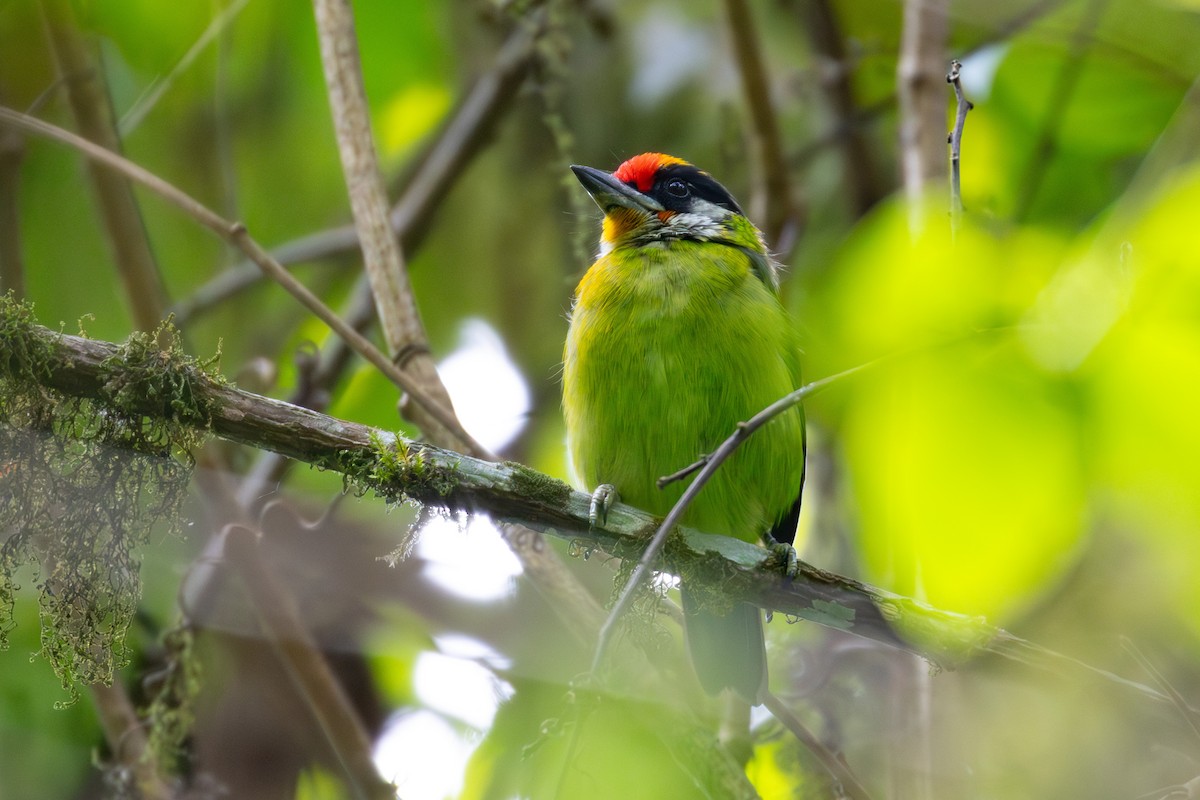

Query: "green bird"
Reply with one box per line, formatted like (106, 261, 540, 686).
(563, 152, 806, 704)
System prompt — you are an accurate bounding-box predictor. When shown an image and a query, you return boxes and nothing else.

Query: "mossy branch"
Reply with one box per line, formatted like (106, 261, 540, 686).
(0, 303, 1175, 709)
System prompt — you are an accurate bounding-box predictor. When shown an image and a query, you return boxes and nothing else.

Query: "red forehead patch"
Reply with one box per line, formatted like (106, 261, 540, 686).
(612, 152, 689, 191)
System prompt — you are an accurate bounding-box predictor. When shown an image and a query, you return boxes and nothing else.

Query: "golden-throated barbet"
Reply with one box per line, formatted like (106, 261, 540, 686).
(563, 152, 806, 703)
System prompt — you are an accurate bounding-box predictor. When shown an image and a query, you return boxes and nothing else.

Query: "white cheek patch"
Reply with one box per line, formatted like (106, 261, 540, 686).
(664, 211, 723, 241)
(600, 198, 733, 251)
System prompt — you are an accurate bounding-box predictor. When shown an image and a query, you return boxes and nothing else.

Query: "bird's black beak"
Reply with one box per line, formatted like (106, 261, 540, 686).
(571, 164, 665, 214)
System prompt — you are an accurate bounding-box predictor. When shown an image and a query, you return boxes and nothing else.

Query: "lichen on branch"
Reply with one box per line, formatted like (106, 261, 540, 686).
(0, 296, 214, 703)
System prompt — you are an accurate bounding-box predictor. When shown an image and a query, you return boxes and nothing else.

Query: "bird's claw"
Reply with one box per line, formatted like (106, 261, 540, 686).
(766, 540, 799, 580)
(589, 484, 619, 527)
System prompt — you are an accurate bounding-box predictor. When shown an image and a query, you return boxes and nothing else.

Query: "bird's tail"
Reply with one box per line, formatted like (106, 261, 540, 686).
(680, 584, 767, 705)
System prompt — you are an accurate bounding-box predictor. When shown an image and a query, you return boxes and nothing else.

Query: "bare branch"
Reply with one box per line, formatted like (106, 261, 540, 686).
(312, 0, 465, 451)
(897, 0, 949, 228)
(40, 0, 168, 332)
(795, 0, 886, 218)
(224, 524, 395, 800)
(0, 313, 1183, 712)
(169, 11, 539, 324)
(89, 683, 173, 800)
(722, 0, 803, 248)
(0, 97, 24, 298)
(946, 58, 974, 235)
(762, 691, 873, 800)
(0, 103, 492, 459)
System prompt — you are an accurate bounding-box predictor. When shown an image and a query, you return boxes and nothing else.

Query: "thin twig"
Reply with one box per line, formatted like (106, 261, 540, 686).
(788, 0, 1062, 197)
(656, 454, 709, 490)
(591, 360, 878, 678)
(762, 691, 873, 800)
(1121, 638, 1200, 742)
(230, 13, 542, 501)
(171, 13, 540, 321)
(0, 104, 492, 459)
(1014, 0, 1107, 220)
(41, 0, 168, 332)
(118, 0, 251, 136)
(946, 58, 973, 236)
(722, 0, 802, 249)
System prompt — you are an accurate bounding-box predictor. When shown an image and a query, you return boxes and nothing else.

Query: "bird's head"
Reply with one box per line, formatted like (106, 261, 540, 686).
(571, 153, 766, 258)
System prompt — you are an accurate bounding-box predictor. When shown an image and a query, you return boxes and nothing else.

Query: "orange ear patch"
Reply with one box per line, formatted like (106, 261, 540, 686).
(613, 152, 689, 191)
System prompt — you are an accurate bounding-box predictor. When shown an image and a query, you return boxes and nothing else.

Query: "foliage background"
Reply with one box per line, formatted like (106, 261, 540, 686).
(2, 0, 1200, 797)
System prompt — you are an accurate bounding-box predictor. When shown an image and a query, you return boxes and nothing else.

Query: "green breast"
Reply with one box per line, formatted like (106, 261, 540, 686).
(563, 239, 805, 544)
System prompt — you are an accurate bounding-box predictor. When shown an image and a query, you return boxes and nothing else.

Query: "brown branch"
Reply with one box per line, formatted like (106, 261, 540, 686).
(172, 10, 536, 324)
(0, 103, 492, 459)
(40, 0, 168, 331)
(89, 682, 173, 800)
(762, 691, 873, 800)
(224, 524, 394, 800)
(308, 1, 602, 644)
(228, 14, 542, 501)
(0, 83, 601, 650)
(795, 0, 886, 218)
(897, 0, 950, 226)
(312, 0, 462, 451)
(0, 314, 1183, 713)
(0, 96, 24, 298)
(722, 0, 803, 249)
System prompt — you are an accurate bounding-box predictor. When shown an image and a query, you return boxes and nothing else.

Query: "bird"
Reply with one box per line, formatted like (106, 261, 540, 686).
(562, 152, 806, 705)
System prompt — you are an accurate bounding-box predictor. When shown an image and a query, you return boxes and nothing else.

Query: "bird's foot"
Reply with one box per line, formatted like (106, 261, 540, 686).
(762, 533, 798, 579)
(589, 484, 619, 527)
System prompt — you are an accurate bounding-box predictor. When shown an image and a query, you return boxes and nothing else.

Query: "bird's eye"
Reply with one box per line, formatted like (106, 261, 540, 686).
(665, 178, 690, 198)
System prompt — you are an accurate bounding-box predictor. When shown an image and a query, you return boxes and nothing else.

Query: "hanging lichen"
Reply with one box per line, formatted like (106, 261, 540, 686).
(0, 296, 216, 705)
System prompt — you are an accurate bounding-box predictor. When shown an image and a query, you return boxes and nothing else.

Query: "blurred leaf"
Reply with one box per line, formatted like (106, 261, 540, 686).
(1083, 165, 1200, 537)
(379, 82, 451, 161)
(813, 206, 1088, 622)
(295, 765, 351, 800)
(462, 681, 753, 800)
(991, 40, 1183, 160)
(844, 350, 1088, 621)
(746, 734, 816, 800)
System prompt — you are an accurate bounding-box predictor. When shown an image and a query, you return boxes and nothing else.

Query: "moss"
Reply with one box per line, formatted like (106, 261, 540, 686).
(674, 552, 746, 619)
(505, 461, 571, 507)
(0, 293, 57, 387)
(143, 623, 201, 771)
(340, 432, 462, 506)
(0, 299, 215, 704)
(97, 317, 222, 454)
